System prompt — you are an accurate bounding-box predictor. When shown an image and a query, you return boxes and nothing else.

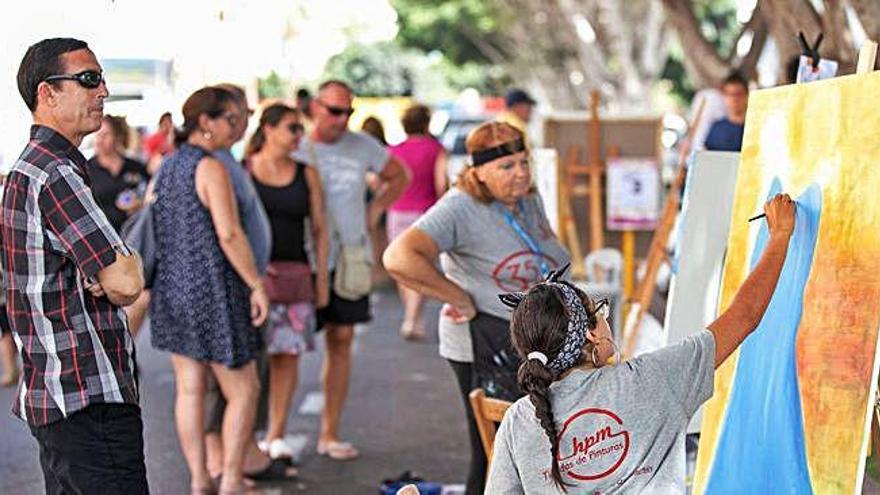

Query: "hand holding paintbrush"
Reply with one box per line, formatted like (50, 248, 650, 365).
(749, 194, 796, 237)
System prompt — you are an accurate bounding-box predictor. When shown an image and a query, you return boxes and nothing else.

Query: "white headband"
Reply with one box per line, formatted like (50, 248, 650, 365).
(527, 351, 548, 366)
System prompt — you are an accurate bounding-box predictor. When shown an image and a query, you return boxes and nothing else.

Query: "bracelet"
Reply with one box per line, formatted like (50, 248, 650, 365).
(249, 280, 264, 292)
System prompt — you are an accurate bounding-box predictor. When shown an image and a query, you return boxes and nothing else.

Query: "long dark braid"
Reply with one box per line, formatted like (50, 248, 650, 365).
(510, 283, 595, 492)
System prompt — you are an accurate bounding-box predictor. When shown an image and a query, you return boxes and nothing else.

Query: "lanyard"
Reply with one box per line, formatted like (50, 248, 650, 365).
(496, 201, 550, 277)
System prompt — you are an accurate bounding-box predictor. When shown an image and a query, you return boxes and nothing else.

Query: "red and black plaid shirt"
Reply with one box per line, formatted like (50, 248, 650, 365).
(1, 125, 138, 426)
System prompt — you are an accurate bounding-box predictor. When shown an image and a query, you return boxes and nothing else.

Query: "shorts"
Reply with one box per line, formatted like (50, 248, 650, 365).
(266, 303, 316, 355)
(316, 275, 371, 330)
(386, 209, 423, 241)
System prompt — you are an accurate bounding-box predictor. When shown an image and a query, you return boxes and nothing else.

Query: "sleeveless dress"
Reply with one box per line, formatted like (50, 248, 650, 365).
(150, 143, 260, 368)
(253, 161, 315, 356)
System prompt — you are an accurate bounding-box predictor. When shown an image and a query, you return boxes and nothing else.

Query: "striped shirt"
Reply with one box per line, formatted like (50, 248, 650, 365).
(0, 125, 138, 426)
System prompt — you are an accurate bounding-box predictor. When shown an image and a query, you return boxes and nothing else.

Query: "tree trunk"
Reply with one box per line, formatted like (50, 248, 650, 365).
(850, 0, 880, 43)
(661, 0, 732, 86)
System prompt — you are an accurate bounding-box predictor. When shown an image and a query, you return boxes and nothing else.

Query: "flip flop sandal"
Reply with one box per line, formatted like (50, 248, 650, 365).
(267, 438, 296, 466)
(316, 440, 360, 461)
(244, 458, 299, 483)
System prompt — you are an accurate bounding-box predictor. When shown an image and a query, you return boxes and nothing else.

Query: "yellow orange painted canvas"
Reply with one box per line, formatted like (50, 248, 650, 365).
(694, 72, 880, 494)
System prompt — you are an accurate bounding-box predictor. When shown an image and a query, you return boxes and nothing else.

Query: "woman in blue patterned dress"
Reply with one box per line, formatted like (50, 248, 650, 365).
(150, 86, 270, 495)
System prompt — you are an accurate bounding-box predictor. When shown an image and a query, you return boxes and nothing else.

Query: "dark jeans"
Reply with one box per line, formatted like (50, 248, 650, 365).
(448, 359, 487, 495)
(30, 403, 148, 495)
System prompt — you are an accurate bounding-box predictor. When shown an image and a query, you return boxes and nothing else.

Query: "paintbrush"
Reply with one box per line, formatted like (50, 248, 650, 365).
(748, 213, 766, 222)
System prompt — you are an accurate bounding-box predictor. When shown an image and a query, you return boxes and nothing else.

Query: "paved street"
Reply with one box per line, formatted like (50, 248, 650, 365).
(0, 287, 468, 494)
(2, 285, 879, 494)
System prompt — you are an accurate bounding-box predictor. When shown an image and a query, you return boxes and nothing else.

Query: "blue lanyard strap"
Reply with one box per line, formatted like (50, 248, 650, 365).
(496, 201, 551, 277)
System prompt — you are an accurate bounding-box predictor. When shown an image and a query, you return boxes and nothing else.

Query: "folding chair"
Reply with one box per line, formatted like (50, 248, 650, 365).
(468, 388, 513, 474)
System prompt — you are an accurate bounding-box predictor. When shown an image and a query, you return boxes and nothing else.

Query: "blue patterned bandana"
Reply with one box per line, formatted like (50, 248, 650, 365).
(544, 282, 589, 375)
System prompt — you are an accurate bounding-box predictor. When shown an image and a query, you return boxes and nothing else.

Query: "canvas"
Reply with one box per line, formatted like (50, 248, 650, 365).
(694, 71, 880, 494)
(664, 150, 740, 434)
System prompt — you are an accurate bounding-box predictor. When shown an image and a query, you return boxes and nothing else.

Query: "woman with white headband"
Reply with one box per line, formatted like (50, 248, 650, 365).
(487, 194, 796, 493)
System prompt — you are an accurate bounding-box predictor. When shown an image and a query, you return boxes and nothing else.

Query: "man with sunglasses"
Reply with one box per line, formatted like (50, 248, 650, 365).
(2, 38, 148, 494)
(292, 80, 410, 460)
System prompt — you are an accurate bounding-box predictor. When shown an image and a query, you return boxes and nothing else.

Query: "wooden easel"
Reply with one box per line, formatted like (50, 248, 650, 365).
(558, 90, 607, 279)
(621, 100, 706, 359)
(558, 153, 586, 278)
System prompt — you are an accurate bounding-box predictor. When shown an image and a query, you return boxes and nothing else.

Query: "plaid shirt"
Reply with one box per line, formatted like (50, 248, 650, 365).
(1, 125, 138, 427)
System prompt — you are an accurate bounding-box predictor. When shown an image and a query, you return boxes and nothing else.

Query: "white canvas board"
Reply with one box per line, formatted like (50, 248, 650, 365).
(532, 147, 559, 235)
(664, 151, 740, 433)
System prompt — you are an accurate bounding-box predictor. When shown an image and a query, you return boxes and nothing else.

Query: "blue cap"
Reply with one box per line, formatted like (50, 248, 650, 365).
(505, 88, 536, 107)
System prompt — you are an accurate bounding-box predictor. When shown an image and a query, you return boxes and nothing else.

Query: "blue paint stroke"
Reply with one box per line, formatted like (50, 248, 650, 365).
(705, 179, 822, 494)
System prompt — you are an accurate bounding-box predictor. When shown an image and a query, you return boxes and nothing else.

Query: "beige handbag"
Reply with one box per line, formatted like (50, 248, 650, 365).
(333, 243, 372, 301)
(307, 140, 373, 301)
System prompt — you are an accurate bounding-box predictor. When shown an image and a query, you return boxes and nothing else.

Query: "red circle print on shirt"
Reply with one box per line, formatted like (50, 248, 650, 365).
(492, 251, 559, 291)
(556, 408, 630, 481)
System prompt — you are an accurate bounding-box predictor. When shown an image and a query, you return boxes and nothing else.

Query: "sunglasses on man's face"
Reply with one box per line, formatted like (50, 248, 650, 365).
(43, 70, 105, 89)
(288, 123, 305, 135)
(318, 100, 354, 118)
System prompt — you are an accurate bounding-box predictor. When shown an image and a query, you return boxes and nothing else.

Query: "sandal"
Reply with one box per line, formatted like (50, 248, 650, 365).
(244, 458, 299, 483)
(316, 440, 360, 461)
(399, 321, 425, 342)
(258, 438, 295, 465)
(190, 482, 217, 495)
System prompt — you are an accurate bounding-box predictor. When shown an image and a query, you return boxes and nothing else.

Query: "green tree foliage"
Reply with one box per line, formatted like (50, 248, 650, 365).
(323, 42, 417, 97)
(258, 71, 291, 100)
(391, 0, 506, 66)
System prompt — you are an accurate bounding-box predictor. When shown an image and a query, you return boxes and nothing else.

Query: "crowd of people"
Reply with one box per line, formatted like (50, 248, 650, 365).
(0, 36, 799, 495)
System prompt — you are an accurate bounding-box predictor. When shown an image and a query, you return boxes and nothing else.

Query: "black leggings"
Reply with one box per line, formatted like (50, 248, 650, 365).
(447, 359, 487, 495)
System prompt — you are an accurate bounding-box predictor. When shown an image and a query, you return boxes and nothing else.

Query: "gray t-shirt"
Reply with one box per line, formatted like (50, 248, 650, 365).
(293, 131, 389, 269)
(486, 330, 715, 494)
(414, 188, 570, 362)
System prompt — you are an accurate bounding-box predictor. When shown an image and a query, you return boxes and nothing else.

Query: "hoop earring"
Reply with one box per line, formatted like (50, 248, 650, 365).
(591, 336, 621, 367)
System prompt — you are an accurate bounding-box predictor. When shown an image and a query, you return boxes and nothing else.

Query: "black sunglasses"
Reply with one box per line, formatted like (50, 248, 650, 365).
(44, 70, 105, 89)
(318, 100, 354, 117)
(288, 123, 305, 134)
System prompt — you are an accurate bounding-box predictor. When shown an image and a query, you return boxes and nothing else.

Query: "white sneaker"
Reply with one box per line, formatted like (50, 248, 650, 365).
(267, 438, 294, 460)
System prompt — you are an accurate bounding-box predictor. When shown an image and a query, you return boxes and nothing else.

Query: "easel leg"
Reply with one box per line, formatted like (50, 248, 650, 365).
(622, 230, 635, 304)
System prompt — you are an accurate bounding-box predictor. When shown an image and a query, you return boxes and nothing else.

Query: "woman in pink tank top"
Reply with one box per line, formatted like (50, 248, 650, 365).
(388, 104, 448, 340)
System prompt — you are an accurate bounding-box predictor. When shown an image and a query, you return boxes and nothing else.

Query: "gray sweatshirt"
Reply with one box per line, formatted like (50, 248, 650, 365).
(486, 330, 715, 494)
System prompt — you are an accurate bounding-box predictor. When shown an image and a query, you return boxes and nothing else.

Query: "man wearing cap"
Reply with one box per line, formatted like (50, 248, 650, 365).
(497, 88, 536, 147)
